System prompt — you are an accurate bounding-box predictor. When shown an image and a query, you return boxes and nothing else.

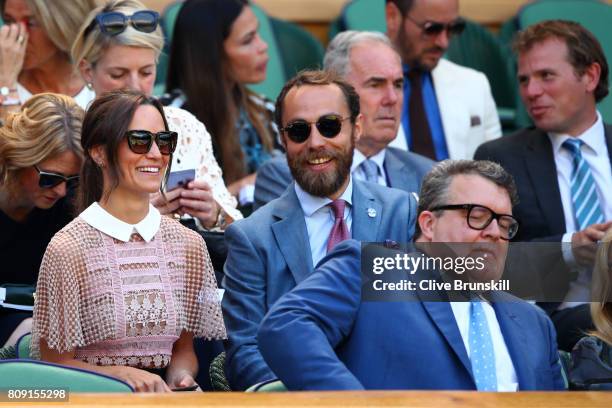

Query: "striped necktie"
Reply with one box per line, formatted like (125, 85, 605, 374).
(562, 138, 604, 229)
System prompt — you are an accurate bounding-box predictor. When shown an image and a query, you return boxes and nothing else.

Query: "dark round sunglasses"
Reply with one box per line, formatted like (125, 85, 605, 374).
(405, 15, 466, 37)
(34, 165, 79, 190)
(90, 10, 159, 36)
(126, 130, 178, 155)
(281, 114, 350, 144)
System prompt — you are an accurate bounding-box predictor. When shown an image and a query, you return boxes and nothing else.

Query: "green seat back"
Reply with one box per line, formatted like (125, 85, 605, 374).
(329, 0, 386, 41)
(270, 17, 324, 78)
(209, 351, 231, 391)
(517, 0, 612, 123)
(16, 333, 31, 359)
(156, 0, 184, 91)
(0, 360, 133, 392)
(248, 4, 286, 100)
(246, 379, 287, 392)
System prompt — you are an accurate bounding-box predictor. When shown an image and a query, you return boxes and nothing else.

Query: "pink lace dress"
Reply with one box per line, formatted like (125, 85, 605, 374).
(31, 215, 226, 369)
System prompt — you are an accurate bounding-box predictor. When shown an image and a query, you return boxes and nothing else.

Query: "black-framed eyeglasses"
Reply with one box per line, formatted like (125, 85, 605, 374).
(281, 114, 350, 144)
(87, 10, 159, 36)
(405, 14, 466, 37)
(126, 130, 178, 155)
(430, 203, 519, 240)
(34, 165, 79, 190)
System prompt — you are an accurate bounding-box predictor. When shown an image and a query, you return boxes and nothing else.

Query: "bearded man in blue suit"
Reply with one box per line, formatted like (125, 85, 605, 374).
(258, 160, 565, 391)
(222, 70, 418, 390)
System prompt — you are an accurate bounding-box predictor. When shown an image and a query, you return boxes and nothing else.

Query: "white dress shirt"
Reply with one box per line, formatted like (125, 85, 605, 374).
(351, 149, 388, 186)
(449, 301, 519, 391)
(79, 202, 161, 242)
(294, 178, 354, 267)
(548, 112, 612, 308)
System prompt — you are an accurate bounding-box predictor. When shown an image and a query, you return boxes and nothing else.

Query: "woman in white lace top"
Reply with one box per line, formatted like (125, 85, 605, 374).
(71, 0, 242, 228)
(31, 90, 226, 392)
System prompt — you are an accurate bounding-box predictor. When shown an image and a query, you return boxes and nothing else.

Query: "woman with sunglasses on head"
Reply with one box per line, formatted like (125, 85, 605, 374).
(166, 0, 283, 212)
(30, 89, 226, 392)
(0, 93, 83, 348)
(71, 0, 241, 230)
(0, 0, 99, 120)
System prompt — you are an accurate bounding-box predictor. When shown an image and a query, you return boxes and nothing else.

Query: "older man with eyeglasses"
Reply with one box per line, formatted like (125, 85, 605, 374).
(258, 160, 565, 391)
(385, 0, 501, 160)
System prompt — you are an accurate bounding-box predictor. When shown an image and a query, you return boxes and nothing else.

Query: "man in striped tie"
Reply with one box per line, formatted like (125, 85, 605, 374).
(474, 20, 612, 351)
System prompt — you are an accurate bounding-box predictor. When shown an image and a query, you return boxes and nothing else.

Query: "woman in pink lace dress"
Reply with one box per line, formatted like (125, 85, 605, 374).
(31, 89, 226, 392)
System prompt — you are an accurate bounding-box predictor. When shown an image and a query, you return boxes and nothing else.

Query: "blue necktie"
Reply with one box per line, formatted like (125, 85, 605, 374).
(360, 159, 379, 183)
(469, 301, 497, 391)
(562, 139, 604, 230)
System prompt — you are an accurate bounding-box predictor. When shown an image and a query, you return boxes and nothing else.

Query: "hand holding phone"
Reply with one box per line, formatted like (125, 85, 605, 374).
(166, 169, 196, 192)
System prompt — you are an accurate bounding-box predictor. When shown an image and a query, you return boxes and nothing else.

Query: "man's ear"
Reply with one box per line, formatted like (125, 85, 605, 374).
(581, 62, 601, 95)
(417, 210, 436, 241)
(385, 2, 402, 42)
(353, 113, 363, 143)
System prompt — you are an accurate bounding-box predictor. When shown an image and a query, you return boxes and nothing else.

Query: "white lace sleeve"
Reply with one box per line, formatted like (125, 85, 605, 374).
(164, 106, 243, 222)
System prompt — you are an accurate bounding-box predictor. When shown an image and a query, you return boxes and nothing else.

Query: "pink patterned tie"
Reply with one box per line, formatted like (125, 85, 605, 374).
(326, 199, 350, 253)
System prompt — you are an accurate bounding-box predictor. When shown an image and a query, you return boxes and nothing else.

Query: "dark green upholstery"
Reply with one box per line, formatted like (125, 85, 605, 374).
(270, 17, 324, 79)
(155, 0, 183, 93)
(517, 0, 612, 123)
(329, 0, 386, 42)
(0, 360, 133, 392)
(209, 351, 231, 391)
(16, 333, 30, 359)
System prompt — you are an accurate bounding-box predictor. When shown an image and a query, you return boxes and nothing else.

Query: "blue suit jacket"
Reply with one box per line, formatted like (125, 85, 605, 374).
(222, 182, 417, 390)
(253, 147, 434, 210)
(258, 240, 566, 391)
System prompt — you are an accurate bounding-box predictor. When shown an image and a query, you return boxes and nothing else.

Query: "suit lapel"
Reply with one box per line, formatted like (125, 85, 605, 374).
(351, 181, 382, 242)
(418, 285, 473, 379)
(605, 124, 612, 164)
(491, 298, 532, 390)
(271, 186, 313, 284)
(524, 131, 566, 235)
(384, 148, 415, 192)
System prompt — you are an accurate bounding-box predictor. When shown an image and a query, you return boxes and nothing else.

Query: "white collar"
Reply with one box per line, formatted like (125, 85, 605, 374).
(351, 148, 387, 174)
(294, 176, 354, 217)
(548, 111, 605, 155)
(79, 202, 161, 242)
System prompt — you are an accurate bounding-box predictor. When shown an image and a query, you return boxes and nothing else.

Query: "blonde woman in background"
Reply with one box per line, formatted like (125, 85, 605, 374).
(0, 0, 100, 115)
(570, 227, 612, 389)
(71, 0, 241, 229)
(0, 93, 83, 347)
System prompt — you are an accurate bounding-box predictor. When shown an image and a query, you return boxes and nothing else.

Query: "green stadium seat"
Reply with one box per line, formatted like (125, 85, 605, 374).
(270, 17, 324, 79)
(0, 359, 133, 392)
(246, 379, 287, 392)
(329, 0, 386, 42)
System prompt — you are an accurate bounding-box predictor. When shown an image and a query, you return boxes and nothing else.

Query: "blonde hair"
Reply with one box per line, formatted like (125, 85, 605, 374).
(0, 93, 84, 188)
(71, 0, 164, 68)
(591, 227, 612, 344)
(26, 0, 102, 54)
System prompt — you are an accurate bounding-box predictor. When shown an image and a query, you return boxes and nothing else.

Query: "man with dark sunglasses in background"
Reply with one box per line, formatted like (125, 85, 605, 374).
(385, 0, 501, 160)
(254, 31, 434, 209)
(222, 70, 418, 390)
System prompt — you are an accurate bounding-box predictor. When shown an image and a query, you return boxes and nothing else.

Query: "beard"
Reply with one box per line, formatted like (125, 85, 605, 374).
(287, 130, 355, 198)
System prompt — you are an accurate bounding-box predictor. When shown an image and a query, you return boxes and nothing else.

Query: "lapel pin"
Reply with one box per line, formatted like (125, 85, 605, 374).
(367, 208, 377, 218)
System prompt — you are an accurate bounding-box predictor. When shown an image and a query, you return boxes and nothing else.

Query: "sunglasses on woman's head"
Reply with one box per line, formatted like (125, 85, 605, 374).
(126, 130, 178, 155)
(34, 165, 79, 189)
(281, 114, 350, 144)
(90, 10, 159, 36)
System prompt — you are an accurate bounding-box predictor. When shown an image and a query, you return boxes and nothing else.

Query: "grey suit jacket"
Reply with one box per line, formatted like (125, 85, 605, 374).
(253, 147, 434, 209)
(222, 180, 417, 390)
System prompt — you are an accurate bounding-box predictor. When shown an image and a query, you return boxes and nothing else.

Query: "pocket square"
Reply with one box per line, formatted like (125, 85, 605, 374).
(470, 115, 482, 127)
